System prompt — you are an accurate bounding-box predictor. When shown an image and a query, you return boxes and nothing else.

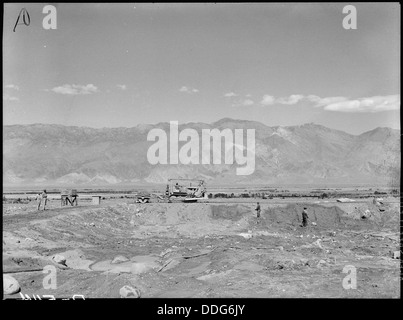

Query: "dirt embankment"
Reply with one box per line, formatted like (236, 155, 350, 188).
(264, 204, 344, 228)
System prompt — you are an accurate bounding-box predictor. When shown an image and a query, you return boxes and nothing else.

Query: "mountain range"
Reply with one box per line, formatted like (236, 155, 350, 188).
(3, 119, 400, 187)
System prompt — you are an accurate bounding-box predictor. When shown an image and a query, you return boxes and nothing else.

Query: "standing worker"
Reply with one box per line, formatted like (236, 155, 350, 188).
(301, 207, 309, 227)
(37, 190, 48, 211)
(255, 202, 261, 223)
(36, 192, 41, 210)
(165, 184, 170, 199)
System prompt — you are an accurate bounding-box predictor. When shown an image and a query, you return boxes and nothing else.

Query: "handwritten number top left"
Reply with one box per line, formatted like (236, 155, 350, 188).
(13, 8, 30, 32)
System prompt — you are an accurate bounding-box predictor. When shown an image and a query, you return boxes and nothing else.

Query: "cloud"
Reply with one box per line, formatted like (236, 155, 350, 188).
(3, 94, 19, 101)
(261, 94, 347, 107)
(305, 95, 321, 103)
(224, 92, 238, 98)
(5, 84, 20, 90)
(179, 86, 199, 94)
(242, 99, 254, 106)
(307, 95, 348, 107)
(231, 98, 254, 107)
(276, 94, 304, 105)
(323, 95, 400, 113)
(51, 84, 99, 95)
(117, 84, 127, 90)
(258, 93, 399, 113)
(261, 95, 276, 105)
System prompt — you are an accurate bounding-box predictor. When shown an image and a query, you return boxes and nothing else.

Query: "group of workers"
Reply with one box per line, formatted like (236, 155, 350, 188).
(36, 190, 48, 211)
(255, 202, 310, 227)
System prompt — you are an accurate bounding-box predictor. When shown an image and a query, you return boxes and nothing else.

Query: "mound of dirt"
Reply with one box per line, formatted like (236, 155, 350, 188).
(333, 201, 400, 230)
(379, 203, 400, 229)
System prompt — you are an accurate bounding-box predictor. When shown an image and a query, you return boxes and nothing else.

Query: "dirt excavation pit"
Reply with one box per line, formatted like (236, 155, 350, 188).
(3, 199, 400, 298)
(264, 204, 345, 228)
(126, 203, 253, 238)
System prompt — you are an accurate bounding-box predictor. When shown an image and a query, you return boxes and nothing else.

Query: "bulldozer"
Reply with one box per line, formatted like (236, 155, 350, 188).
(166, 178, 207, 203)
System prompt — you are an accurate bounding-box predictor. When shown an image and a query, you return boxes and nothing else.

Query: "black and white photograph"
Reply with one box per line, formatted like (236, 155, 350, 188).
(2, 2, 400, 305)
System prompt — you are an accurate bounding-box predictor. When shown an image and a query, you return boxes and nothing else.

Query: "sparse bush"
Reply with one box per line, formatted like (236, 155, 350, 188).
(214, 193, 227, 198)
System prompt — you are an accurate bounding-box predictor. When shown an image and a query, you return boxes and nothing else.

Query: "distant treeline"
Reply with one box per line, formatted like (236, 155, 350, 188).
(208, 190, 398, 199)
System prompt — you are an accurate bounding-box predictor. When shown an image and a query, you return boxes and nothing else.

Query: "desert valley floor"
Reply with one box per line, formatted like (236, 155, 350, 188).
(2, 192, 401, 299)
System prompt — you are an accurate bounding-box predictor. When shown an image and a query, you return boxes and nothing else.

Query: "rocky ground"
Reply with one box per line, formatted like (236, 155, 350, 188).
(2, 197, 400, 299)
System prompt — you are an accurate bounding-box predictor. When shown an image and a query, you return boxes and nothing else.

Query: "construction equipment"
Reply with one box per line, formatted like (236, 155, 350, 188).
(61, 189, 78, 206)
(136, 191, 151, 203)
(167, 178, 207, 203)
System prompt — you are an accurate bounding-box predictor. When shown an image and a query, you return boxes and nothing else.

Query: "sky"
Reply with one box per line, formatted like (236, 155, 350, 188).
(3, 3, 400, 135)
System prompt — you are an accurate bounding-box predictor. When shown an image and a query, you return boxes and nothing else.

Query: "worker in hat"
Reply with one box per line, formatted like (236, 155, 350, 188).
(37, 189, 48, 211)
(255, 202, 261, 224)
(301, 207, 309, 227)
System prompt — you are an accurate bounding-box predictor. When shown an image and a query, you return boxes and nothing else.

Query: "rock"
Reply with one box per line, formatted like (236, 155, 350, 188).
(52, 254, 67, 266)
(112, 255, 129, 264)
(337, 198, 355, 203)
(256, 231, 270, 236)
(119, 285, 141, 298)
(3, 274, 20, 295)
(327, 256, 336, 264)
(275, 262, 285, 270)
(393, 251, 400, 259)
(277, 246, 284, 251)
(313, 239, 323, 249)
(131, 262, 149, 274)
(238, 233, 253, 239)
